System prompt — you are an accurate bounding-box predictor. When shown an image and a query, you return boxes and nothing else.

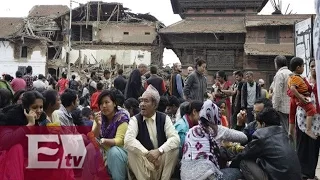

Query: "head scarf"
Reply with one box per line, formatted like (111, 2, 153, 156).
(142, 85, 160, 105)
(199, 100, 221, 168)
(199, 100, 221, 126)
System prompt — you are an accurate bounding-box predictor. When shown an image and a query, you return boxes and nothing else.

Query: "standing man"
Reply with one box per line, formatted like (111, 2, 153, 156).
(169, 63, 184, 101)
(124, 85, 179, 180)
(183, 58, 207, 102)
(114, 69, 127, 94)
(145, 66, 166, 96)
(241, 71, 261, 123)
(273, 55, 291, 133)
(69, 75, 79, 91)
(231, 70, 244, 128)
(101, 69, 111, 90)
(258, 79, 269, 99)
(124, 64, 148, 100)
(89, 71, 98, 95)
(187, 66, 194, 75)
(33, 74, 47, 92)
(23, 66, 33, 91)
(10, 71, 26, 92)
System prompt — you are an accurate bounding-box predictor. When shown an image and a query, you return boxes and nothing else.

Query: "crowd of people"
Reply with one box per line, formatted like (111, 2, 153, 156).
(0, 55, 319, 180)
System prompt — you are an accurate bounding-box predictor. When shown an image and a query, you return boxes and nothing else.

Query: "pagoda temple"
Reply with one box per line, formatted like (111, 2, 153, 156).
(160, 0, 312, 87)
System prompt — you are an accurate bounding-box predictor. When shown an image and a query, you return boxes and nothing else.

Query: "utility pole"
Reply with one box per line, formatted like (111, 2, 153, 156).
(67, 0, 72, 78)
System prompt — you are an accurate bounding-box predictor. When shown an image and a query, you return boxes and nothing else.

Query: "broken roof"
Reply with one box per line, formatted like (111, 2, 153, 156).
(28, 5, 69, 18)
(59, 1, 160, 23)
(160, 17, 246, 34)
(0, 18, 24, 39)
(246, 14, 314, 27)
(244, 43, 294, 56)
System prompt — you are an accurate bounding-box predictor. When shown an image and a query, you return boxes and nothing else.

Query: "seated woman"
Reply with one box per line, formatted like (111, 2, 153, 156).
(40, 89, 61, 126)
(124, 98, 140, 117)
(174, 100, 203, 156)
(181, 100, 246, 180)
(175, 101, 190, 120)
(91, 89, 130, 180)
(0, 91, 74, 180)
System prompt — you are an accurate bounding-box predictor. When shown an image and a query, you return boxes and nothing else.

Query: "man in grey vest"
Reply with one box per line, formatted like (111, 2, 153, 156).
(124, 85, 180, 180)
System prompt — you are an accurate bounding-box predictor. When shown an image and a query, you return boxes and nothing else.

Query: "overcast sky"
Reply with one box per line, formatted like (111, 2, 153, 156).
(0, 0, 316, 65)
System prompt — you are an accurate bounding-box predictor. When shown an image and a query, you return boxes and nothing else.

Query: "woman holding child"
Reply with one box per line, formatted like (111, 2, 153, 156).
(294, 58, 320, 180)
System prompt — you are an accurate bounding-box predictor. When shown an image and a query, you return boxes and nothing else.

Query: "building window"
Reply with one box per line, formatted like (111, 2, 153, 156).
(216, 8, 225, 12)
(123, 32, 129, 35)
(265, 27, 280, 44)
(48, 47, 57, 60)
(71, 25, 93, 41)
(145, 32, 150, 35)
(21, 46, 28, 58)
(218, 35, 225, 41)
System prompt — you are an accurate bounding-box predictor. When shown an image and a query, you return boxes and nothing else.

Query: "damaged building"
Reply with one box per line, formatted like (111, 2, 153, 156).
(0, 17, 48, 76)
(0, 2, 164, 78)
(55, 1, 164, 78)
(0, 5, 69, 76)
(160, 0, 312, 87)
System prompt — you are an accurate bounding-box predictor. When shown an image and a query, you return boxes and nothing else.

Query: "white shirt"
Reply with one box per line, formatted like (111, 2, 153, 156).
(272, 66, 292, 114)
(247, 82, 256, 108)
(124, 113, 180, 155)
(33, 80, 46, 89)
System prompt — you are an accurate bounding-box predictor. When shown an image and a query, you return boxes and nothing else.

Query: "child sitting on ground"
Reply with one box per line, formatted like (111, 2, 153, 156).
(288, 57, 317, 139)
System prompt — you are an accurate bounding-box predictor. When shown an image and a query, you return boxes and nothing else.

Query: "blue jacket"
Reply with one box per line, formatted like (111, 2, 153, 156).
(174, 115, 190, 157)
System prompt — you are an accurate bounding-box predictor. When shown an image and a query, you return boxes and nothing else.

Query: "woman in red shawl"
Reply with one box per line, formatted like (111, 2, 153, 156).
(212, 71, 232, 126)
(0, 91, 74, 180)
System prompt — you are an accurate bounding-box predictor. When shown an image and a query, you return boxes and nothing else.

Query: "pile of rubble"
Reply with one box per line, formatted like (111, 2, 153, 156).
(67, 54, 172, 83)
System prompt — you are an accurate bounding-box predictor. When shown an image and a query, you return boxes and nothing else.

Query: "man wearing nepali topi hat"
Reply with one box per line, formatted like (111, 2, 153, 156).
(124, 85, 180, 180)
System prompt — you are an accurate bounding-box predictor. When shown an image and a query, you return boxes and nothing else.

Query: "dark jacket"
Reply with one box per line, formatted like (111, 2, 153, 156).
(183, 71, 207, 102)
(114, 75, 127, 94)
(124, 69, 144, 100)
(241, 82, 261, 109)
(232, 126, 301, 180)
(236, 121, 257, 144)
(146, 74, 165, 96)
(170, 72, 184, 99)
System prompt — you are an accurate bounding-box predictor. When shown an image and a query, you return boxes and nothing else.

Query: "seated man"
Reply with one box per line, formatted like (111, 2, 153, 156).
(124, 85, 180, 180)
(231, 108, 301, 180)
(235, 98, 273, 144)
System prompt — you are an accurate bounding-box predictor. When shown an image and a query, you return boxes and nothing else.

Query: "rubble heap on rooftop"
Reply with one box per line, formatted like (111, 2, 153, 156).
(0, 1, 165, 81)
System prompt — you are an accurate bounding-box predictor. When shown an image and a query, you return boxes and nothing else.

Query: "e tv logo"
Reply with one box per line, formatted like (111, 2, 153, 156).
(26, 135, 87, 169)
